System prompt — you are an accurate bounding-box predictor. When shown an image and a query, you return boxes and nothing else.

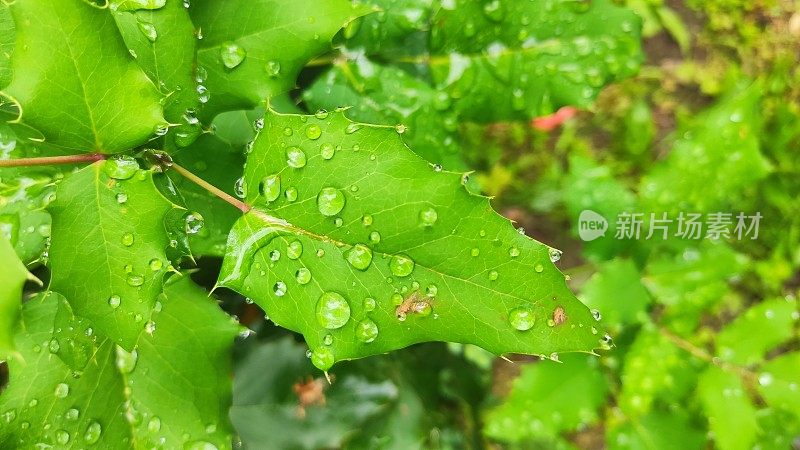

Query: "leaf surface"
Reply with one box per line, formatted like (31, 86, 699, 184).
(219, 110, 602, 370)
(0, 278, 239, 449)
(0, 235, 30, 358)
(48, 161, 179, 349)
(697, 366, 758, 450)
(716, 297, 797, 366)
(3, 0, 164, 153)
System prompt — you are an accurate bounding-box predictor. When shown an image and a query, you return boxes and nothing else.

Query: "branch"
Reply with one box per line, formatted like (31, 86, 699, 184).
(0, 153, 105, 167)
(169, 162, 251, 214)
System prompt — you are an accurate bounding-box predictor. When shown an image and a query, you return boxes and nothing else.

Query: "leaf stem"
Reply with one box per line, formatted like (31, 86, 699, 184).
(0, 153, 105, 167)
(658, 326, 757, 383)
(170, 162, 251, 214)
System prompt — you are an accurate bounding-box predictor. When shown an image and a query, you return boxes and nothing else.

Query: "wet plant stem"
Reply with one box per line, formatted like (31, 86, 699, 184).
(0, 153, 105, 167)
(170, 162, 251, 214)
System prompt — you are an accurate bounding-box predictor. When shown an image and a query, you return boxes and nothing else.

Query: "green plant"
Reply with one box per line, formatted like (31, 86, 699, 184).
(0, 0, 645, 448)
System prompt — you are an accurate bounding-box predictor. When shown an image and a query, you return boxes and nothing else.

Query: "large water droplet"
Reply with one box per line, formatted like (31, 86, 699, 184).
(509, 307, 535, 331)
(549, 248, 562, 263)
(369, 231, 381, 243)
(259, 175, 280, 201)
(287, 240, 303, 259)
(345, 244, 373, 270)
(147, 416, 162, 433)
(305, 124, 322, 140)
(104, 156, 139, 180)
(356, 319, 379, 343)
(311, 347, 335, 370)
(320, 143, 335, 160)
(419, 207, 438, 226)
(55, 430, 71, 445)
(286, 147, 307, 168)
(317, 187, 345, 216)
(295, 268, 312, 285)
(389, 254, 415, 277)
(273, 281, 287, 297)
(316, 292, 351, 329)
(185, 212, 204, 234)
(108, 295, 121, 309)
(116, 347, 138, 374)
(220, 42, 246, 68)
(83, 421, 102, 444)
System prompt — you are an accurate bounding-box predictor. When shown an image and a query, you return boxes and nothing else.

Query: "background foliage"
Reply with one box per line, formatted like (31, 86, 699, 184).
(1, 0, 799, 449)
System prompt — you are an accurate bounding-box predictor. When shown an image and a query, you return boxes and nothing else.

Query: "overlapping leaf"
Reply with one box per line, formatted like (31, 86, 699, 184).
(697, 366, 759, 450)
(189, 0, 371, 117)
(0, 235, 32, 359)
(47, 161, 180, 349)
(0, 278, 239, 449)
(219, 110, 602, 370)
(3, 0, 164, 153)
(716, 297, 797, 366)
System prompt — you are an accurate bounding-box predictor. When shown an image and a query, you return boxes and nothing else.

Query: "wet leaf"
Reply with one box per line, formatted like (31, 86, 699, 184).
(758, 352, 800, 418)
(189, 0, 371, 116)
(47, 162, 180, 349)
(0, 5, 14, 89)
(3, 0, 164, 153)
(0, 277, 239, 449)
(219, 110, 602, 370)
(606, 410, 706, 450)
(716, 297, 798, 366)
(0, 235, 31, 358)
(697, 366, 758, 450)
(580, 258, 651, 328)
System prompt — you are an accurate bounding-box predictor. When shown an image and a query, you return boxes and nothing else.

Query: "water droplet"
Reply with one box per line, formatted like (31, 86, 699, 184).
(316, 248, 325, 257)
(286, 240, 303, 260)
(286, 146, 307, 168)
(234, 177, 247, 198)
(345, 244, 373, 270)
(137, 21, 158, 42)
(104, 156, 139, 180)
(426, 284, 438, 297)
(283, 127, 293, 137)
(54, 383, 69, 398)
(508, 247, 520, 258)
(311, 347, 334, 370)
(317, 187, 345, 216)
(269, 249, 281, 262)
(185, 213, 204, 234)
(345, 123, 362, 134)
(285, 187, 298, 202)
(48, 338, 60, 353)
(389, 254, 415, 277)
(320, 143, 335, 160)
(534, 264, 544, 273)
(433, 164, 443, 172)
(419, 207, 438, 226)
(391, 293, 404, 305)
(361, 215, 373, 226)
(316, 292, 351, 329)
(259, 175, 280, 201)
(266, 60, 281, 77)
(758, 373, 773, 386)
(149, 258, 163, 271)
(220, 42, 246, 68)
(356, 319, 379, 343)
(116, 193, 128, 204)
(65, 408, 79, 421)
(470, 248, 480, 257)
(591, 309, 602, 321)
(549, 248, 562, 263)
(488, 270, 499, 281)
(295, 268, 312, 285)
(83, 421, 102, 444)
(56, 430, 71, 445)
(509, 307, 535, 331)
(121, 232, 135, 246)
(253, 118, 265, 131)
(273, 281, 287, 297)
(147, 416, 162, 433)
(116, 347, 138, 373)
(363, 297, 376, 311)
(369, 231, 381, 243)
(186, 442, 219, 450)
(108, 295, 121, 309)
(305, 124, 322, 140)
(127, 274, 144, 287)
(323, 334, 334, 345)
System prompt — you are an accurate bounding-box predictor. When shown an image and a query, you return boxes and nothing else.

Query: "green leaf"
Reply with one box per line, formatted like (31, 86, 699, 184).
(640, 82, 771, 212)
(758, 352, 800, 418)
(427, 0, 643, 121)
(0, 235, 32, 358)
(219, 110, 601, 370)
(483, 354, 608, 442)
(0, 277, 239, 449)
(189, 0, 371, 116)
(716, 297, 797, 366)
(339, 0, 432, 57)
(304, 60, 467, 169)
(0, 4, 14, 89)
(697, 366, 758, 450)
(580, 258, 651, 327)
(48, 161, 179, 349)
(3, 0, 164, 153)
(111, 0, 202, 146)
(606, 410, 706, 450)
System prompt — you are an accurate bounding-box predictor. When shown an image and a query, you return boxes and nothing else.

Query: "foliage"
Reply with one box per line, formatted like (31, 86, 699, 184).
(1, 0, 798, 449)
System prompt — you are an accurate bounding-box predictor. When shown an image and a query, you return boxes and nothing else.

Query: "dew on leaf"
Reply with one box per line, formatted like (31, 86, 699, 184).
(83, 421, 102, 444)
(149, 258, 163, 271)
(314, 109, 329, 119)
(549, 248, 563, 263)
(54, 383, 69, 399)
(488, 270, 499, 281)
(591, 309, 602, 321)
(419, 207, 438, 226)
(311, 347, 335, 371)
(534, 264, 544, 273)
(273, 281, 287, 297)
(108, 295, 121, 309)
(345, 244, 373, 270)
(391, 293, 404, 305)
(126, 274, 144, 287)
(259, 175, 280, 201)
(147, 416, 161, 433)
(65, 408, 79, 421)
(116, 193, 128, 204)
(323, 334, 333, 345)
(266, 60, 281, 77)
(363, 297, 376, 312)
(471, 248, 480, 257)
(320, 143, 335, 160)
(305, 124, 322, 140)
(334, 217, 343, 227)
(121, 232, 134, 246)
(426, 284, 438, 297)
(55, 430, 70, 445)
(234, 177, 247, 198)
(509, 247, 520, 258)
(137, 21, 158, 42)
(295, 268, 312, 285)
(369, 231, 381, 243)
(116, 347, 138, 374)
(356, 319, 379, 343)
(316, 292, 351, 329)
(509, 307, 535, 331)
(362, 214, 373, 226)
(286, 146, 307, 168)
(316, 187, 345, 216)
(269, 249, 281, 262)
(186, 441, 219, 450)
(185, 213, 204, 234)
(389, 254, 415, 277)
(103, 156, 139, 180)
(220, 42, 246, 68)
(285, 187, 298, 202)
(345, 123, 362, 134)
(287, 240, 303, 259)
(48, 338, 60, 353)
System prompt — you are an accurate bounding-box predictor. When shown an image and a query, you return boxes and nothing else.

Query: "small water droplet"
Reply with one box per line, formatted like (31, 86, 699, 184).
(121, 232, 135, 246)
(285, 187, 298, 202)
(320, 143, 335, 160)
(295, 268, 312, 285)
(259, 175, 280, 201)
(273, 281, 287, 297)
(305, 124, 322, 140)
(363, 297, 376, 311)
(83, 421, 102, 444)
(345, 123, 362, 134)
(316, 292, 351, 329)
(317, 187, 345, 216)
(127, 274, 144, 287)
(104, 156, 139, 180)
(56, 430, 71, 445)
(108, 295, 121, 309)
(508, 247, 520, 258)
(116, 193, 128, 204)
(534, 264, 544, 273)
(54, 383, 70, 399)
(266, 60, 281, 77)
(509, 307, 535, 331)
(419, 207, 438, 226)
(287, 240, 303, 259)
(116, 347, 138, 373)
(185, 212, 204, 234)
(549, 248, 562, 263)
(234, 177, 247, 199)
(369, 231, 381, 243)
(137, 21, 158, 42)
(269, 249, 281, 262)
(356, 318, 379, 343)
(389, 254, 415, 277)
(361, 215, 373, 226)
(220, 42, 246, 69)
(345, 244, 373, 270)
(286, 146, 307, 168)
(323, 334, 334, 345)
(311, 347, 335, 370)
(488, 270, 499, 281)
(48, 338, 60, 353)
(426, 284, 438, 297)
(149, 258, 163, 271)
(148, 416, 161, 433)
(591, 309, 602, 321)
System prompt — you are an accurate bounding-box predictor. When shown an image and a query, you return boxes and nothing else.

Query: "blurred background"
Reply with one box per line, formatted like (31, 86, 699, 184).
(199, 0, 799, 448)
